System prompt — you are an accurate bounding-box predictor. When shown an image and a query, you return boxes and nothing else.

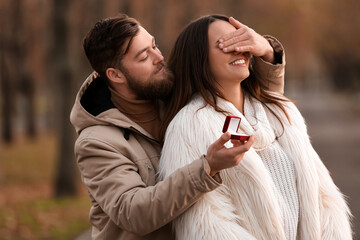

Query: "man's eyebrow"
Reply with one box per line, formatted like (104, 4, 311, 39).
(134, 37, 155, 59)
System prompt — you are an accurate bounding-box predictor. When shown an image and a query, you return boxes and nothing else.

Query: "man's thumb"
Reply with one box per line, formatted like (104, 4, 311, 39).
(215, 132, 231, 146)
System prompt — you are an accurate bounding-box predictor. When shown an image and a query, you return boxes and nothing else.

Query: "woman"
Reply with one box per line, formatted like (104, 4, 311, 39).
(159, 15, 352, 240)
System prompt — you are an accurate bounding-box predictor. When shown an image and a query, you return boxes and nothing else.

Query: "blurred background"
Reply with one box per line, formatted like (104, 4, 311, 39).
(0, 0, 359, 239)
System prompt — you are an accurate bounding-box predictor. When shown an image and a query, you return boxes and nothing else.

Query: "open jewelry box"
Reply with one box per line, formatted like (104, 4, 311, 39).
(222, 116, 250, 141)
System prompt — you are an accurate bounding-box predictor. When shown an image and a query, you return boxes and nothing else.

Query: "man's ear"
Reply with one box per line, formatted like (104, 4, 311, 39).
(106, 68, 126, 84)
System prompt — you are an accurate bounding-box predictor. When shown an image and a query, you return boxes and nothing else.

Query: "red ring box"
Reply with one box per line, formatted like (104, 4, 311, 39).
(222, 116, 250, 141)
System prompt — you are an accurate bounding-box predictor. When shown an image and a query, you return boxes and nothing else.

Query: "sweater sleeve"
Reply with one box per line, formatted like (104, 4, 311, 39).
(251, 35, 285, 95)
(159, 112, 257, 240)
(75, 136, 221, 236)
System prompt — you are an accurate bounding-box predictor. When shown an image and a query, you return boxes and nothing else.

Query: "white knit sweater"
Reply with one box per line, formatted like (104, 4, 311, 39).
(159, 92, 352, 240)
(257, 142, 299, 240)
(243, 97, 299, 240)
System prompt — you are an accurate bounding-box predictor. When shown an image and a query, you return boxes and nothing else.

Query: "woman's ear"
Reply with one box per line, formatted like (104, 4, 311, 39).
(106, 68, 126, 84)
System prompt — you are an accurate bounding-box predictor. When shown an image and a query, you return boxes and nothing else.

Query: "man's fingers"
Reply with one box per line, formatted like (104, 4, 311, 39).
(246, 135, 255, 145)
(219, 29, 246, 44)
(219, 34, 248, 49)
(230, 135, 255, 154)
(234, 45, 252, 53)
(241, 135, 255, 151)
(219, 23, 246, 44)
(229, 17, 244, 29)
(211, 132, 231, 149)
(222, 40, 252, 53)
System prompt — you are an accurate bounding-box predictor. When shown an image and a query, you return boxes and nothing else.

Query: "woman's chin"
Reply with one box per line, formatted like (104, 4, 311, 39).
(236, 71, 250, 81)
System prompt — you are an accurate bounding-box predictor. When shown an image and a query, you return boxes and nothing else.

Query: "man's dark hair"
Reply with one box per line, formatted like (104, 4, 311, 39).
(83, 14, 140, 80)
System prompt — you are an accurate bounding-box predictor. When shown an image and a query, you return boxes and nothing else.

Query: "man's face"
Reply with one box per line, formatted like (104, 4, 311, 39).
(120, 26, 173, 100)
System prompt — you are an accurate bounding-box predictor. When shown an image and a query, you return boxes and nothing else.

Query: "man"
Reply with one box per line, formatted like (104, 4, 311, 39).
(70, 14, 286, 240)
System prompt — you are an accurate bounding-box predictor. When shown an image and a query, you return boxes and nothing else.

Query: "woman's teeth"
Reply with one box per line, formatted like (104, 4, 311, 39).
(231, 59, 245, 65)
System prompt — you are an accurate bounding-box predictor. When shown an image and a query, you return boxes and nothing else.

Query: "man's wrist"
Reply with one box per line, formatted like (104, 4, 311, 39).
(201, 155, 222, 185)
(261, 46, 275, 64)
(204, 155, 220, 177)
(209, 169, 219, 177)
(262, 35, 284, 65)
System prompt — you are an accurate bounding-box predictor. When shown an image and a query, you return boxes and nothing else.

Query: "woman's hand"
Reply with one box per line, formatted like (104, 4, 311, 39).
(218, 17, 275, 63)
(206, 132, 255, 176)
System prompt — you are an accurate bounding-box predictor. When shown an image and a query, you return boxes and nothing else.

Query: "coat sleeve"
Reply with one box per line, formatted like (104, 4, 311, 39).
(251, 35, 285, 95)
(75, 136, 221, 236)
(159, 114, 257, 240)
(308, 145, 353, 240)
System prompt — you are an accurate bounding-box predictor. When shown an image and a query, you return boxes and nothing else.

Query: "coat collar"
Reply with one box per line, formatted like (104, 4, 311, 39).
(70, 72, 159, 142)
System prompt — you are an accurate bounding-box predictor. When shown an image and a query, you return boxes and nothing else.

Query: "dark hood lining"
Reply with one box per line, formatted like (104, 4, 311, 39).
(80, 76, 115, 116)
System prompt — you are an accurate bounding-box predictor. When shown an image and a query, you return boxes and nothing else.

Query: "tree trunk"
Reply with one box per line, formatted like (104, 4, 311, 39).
(12, 0, 37, 139)
(0, 56, 13, 144)
(0, 1, 16, 144)
(53, 0, 77, 197)
(20, 75, 36, 138)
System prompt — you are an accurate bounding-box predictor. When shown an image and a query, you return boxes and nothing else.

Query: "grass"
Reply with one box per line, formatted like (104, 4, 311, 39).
(0, 133, 91, 240)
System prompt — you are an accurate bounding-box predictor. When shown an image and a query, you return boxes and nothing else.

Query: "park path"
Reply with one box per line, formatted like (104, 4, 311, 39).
(74, 89, 360, 240)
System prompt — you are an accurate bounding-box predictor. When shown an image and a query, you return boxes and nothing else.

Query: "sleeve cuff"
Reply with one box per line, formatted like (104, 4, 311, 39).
(187, 156, 222, 193)
(251, 35, 285, 94)
(263, 35, 285, 65)
(252, 35, 285, 68)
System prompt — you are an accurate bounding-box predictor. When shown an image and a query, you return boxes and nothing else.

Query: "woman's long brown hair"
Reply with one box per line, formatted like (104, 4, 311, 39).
(160, 15, 292, 142)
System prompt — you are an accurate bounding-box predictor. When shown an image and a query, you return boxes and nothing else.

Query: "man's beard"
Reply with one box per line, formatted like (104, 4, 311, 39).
(123, 62, 174, 100)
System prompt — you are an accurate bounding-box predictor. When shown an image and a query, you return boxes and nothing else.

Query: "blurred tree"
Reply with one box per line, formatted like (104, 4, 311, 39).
(13, 0, 36, 139)
(53, 0, 77, 197)
(151, 0, 168, 56)
(1, 0, 38, 143)
(0, 42, 14, 144)
(314, 0, 360, 91)
(1, 0, 16, 143)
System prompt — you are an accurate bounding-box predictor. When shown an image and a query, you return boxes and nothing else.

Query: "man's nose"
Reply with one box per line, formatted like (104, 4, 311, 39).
(153, 50, 164, 65)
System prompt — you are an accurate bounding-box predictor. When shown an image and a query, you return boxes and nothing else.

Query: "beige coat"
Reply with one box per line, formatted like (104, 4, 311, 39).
(70, 36, 286, 240)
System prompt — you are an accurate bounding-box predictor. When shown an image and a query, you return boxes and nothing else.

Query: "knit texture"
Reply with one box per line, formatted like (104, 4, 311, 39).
(243, 95, 299, 240)
(257, 142, 299, 240)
